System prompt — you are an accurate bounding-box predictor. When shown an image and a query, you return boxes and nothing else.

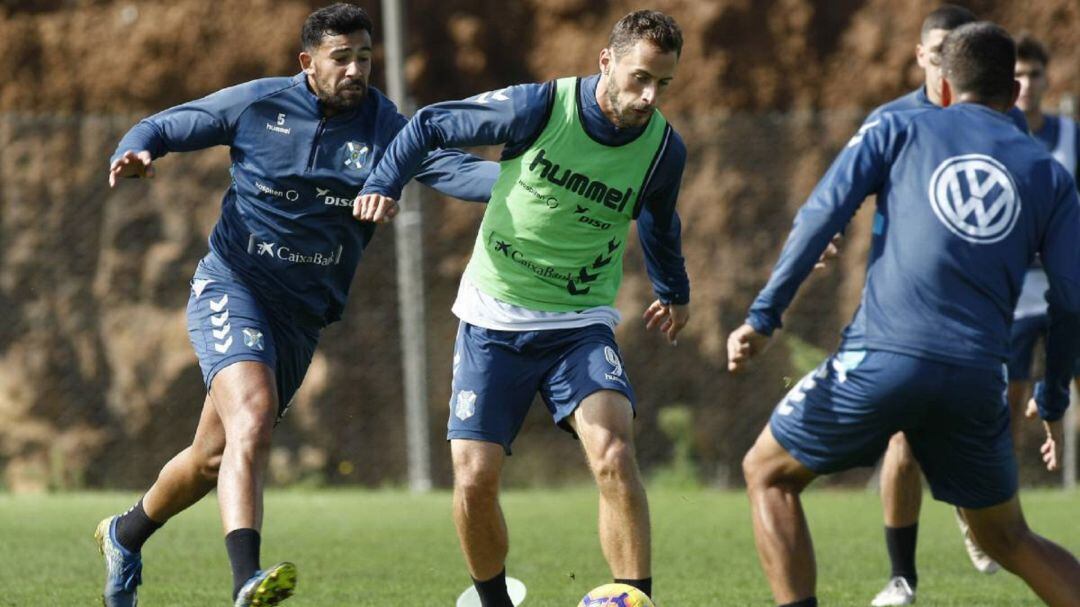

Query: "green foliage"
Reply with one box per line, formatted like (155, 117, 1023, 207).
(650, 405, 701, 489)
(2, 489, 1076, 605)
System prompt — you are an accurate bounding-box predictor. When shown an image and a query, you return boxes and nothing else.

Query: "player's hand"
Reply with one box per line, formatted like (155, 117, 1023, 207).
(726, 323, 771, 373)
(108, 150, 154, 187)
(813, 233, 842, 270)
(1024, 397, 1039, 420)
(1039, 419, 1064, 472)
(352, 193, 400, 223)
(643, 300, 689, 345)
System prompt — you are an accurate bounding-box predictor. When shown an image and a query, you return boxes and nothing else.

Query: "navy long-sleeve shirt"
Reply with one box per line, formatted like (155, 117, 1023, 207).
(113, 73, 499, 325)
(747, 103, 1080, 420)
(361, 73, 690, 305)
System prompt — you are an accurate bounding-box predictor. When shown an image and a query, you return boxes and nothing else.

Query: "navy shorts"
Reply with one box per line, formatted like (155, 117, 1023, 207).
(186, 254, 320, 419)
(447, 322, 636, 454)
(1006, 314, 1048, 381)
(770, 349, 1017, 509)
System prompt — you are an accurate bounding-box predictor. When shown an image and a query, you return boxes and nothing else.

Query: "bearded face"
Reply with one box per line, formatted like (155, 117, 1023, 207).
(598, 40, 678, 129)
(301, 30, 373, 115)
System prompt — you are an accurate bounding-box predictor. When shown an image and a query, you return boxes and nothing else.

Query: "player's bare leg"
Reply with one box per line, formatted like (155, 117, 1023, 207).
(207, 361, 296, 605)
(452, 439, 524, 607)
(872, 433, 922, 605)
(210, 361, 278, 533)
(743, 424, 819, 604)
(142, 393, 227, 522)
(881, 433, 921, 528)
(1006, 381, 1033, 448)
(571, 391, 651, 587)
(962, 496, 1080, 606)
(452, 439, 509, 580)
(97, 387, 225, 607)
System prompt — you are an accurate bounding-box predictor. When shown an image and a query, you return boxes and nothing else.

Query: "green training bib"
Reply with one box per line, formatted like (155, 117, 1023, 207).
(465, 77, 669, 311)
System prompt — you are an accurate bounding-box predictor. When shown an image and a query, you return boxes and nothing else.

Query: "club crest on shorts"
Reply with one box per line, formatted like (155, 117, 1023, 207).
(455, 390, 477, 421)
(928, 154, 1020, 244)
(242, 327, 264, 351)
(344, 141, 369, 170)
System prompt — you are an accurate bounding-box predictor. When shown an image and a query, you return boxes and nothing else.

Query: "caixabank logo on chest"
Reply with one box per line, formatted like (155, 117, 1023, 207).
(246, 234, 343, 266)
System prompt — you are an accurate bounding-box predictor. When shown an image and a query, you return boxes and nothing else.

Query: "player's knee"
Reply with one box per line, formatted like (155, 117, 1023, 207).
(887, 433, 918, 472)
(970, 516, 1030, 566)
(190, 436, 225, 482)
(453, 456, 501, 500)
(741, 445, 794, 493)
(741, 445, 768, 489)
(226, 395, 276, 454)
(454, 469, 499, 502)
(589, 436, 638, 491)
(195, 452, 222, 481)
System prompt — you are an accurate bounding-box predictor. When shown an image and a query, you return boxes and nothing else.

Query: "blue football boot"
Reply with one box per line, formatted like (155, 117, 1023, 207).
(95, 515, 143, 607)
(234, 562, 297, 607)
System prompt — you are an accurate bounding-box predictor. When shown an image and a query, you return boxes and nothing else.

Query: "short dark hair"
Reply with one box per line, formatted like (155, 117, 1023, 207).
(921, 4, 976, 38)
(609, 10, 683, 58)
(1016, 32, 1050, 67)
(301, 3, 374, 51)
(941, 22, 1017, 105)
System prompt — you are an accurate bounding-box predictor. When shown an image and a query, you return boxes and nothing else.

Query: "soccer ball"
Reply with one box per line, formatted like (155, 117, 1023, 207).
(577, 583, 654, 607)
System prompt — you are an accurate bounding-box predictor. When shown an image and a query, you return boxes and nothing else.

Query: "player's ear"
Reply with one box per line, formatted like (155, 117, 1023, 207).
(1009, 79, 1021, 109)
(599, 48, 612, 77)
(299, 50, 315, 75)
(940, 77, 952, 108)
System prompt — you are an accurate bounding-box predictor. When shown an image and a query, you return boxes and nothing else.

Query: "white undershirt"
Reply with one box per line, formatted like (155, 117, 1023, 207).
(451, 275, 620, 331)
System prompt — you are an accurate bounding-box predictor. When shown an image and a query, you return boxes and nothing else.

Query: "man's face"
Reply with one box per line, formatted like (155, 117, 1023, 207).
(300, 30, 373, 113)
(916, 28, 949, 105)
(1015, 59, 1048, 113)
(598, 40, 678, 128)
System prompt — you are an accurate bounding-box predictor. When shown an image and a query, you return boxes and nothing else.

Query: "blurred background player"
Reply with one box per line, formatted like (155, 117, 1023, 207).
(97, 4, 496, 606)
(859, 5, 1031, 605)
(729, 22, 1080, 607)
(356, 10, 690, 607)
(1007, 32, 1080, 449)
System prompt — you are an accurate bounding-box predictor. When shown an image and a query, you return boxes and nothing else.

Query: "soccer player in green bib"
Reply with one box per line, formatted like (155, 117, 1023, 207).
(357, 11, 690, 606)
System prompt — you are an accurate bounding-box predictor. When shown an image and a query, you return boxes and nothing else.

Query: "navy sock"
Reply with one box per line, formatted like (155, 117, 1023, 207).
(885, 523, 919, 589)
(778, 598, 817, 607)
(615, 577, 653, 598)
(225, 528, 261, 599)
(113, 498, 163, 553)
(473, 569, 513, 607)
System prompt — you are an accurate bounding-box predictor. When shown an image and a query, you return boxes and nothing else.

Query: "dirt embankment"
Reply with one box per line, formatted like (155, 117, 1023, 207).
(1, 0, 1076, 490)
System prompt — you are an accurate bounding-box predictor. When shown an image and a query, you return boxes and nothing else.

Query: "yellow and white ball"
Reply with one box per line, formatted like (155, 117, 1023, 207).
(577, 583, 654, 607)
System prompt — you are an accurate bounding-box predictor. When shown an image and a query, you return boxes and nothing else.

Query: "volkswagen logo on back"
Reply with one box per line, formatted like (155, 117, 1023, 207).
(928, 154, 1021, 245)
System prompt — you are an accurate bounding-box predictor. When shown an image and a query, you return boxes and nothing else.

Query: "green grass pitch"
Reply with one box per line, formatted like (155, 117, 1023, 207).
(1, 487, 1076, 605)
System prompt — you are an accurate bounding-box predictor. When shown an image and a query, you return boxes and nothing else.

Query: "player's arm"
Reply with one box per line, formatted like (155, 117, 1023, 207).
(1029, 174, 1080, 470)
(728, 114, 897, 372)
(108, 82, 251, 187)
(638, 131, 690, 344)
(355, 82, 552, 220)
(1034, 178, 1080, 424)
(409, 146, 500, 203)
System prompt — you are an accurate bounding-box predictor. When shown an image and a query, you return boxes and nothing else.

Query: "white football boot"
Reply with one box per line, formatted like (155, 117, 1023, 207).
(954, 507, 1001, 574)
(456, 576, 527, 607)
(870, 576, 916, 606)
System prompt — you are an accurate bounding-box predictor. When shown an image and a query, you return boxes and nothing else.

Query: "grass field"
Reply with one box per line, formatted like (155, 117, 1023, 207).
(1, 487, 1076, 606)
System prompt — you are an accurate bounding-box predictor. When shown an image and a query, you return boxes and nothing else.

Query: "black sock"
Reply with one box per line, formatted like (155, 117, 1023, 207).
(113, 498, 164, 553)
(614, 577, 653, 598)
(473, 569, 513, 607)
(885, 523, 919, 589)
(225, 528, 261, 599)
(778, 598, 817, 607)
